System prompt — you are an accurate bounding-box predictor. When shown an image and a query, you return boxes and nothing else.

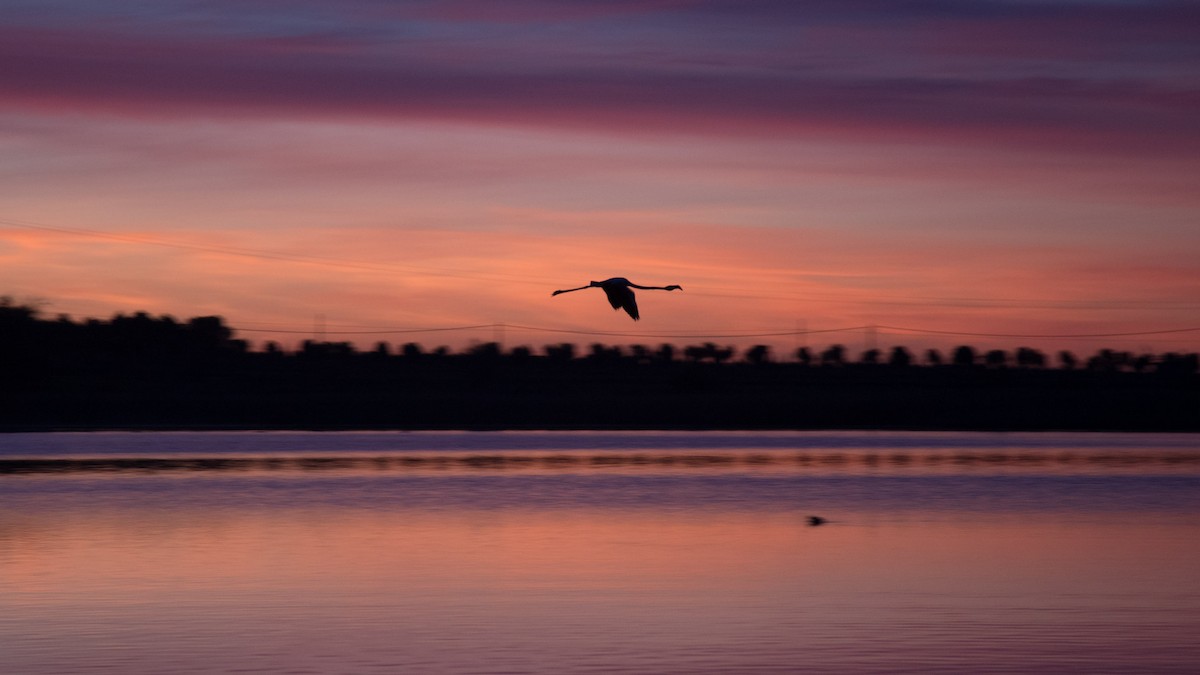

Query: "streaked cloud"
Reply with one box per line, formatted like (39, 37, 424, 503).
(3, 2, 1196, 153)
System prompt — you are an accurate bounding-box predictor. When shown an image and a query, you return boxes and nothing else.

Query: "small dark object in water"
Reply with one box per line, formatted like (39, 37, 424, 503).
(807, 516, 827, 526)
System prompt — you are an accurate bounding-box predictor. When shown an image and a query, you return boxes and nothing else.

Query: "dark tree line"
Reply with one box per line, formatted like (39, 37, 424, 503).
(2, 299, 1197, 431)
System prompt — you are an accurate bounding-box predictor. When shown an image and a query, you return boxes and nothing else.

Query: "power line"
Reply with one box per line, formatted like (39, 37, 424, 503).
(234, 323, 876, 339)
(875, 325, 1200, 339)
(231, 321, 1200, 341)
(504, 324, 871, 339)
(237, 324, 498, 335)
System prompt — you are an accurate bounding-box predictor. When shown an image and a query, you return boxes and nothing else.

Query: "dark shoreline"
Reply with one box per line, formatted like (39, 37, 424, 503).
(4, 305, 1197, 433)
(6, 362, 1197, 433)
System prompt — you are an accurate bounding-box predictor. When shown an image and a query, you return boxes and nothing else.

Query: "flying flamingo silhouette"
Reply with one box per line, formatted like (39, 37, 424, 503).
(552, 277, 682, 321)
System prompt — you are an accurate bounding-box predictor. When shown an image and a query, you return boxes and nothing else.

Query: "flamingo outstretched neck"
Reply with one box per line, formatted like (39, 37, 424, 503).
(551, 277, 682, 321)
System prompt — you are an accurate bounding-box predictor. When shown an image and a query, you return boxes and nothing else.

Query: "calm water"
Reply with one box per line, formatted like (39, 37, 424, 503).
(3, 431, 1200, 674)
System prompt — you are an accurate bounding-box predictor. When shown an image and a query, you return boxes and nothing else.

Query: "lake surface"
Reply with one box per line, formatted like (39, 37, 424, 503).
(3, 431, 1200, 674)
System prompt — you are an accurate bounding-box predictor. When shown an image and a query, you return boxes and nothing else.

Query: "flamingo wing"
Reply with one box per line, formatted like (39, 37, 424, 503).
(602, 285, 639, 321)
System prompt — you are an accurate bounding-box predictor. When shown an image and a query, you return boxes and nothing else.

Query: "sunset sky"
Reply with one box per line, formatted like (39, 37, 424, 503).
(2, 0, 1198, 357)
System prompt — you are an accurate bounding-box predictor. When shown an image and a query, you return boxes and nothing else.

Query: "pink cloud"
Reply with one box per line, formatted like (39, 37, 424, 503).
(2, 23, 1195, 158)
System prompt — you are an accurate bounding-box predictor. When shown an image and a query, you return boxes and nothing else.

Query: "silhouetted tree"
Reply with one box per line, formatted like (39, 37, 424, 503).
(5, 299, 1199, 433)
(744, 345, 771, 365)
(1016, 347, 1046, 368)
(109, 312, 163, 354)
(984, 349, 1008, 369)
(588, 343, 622, 363)
(0, 296, 37, 323)
(544, 343, 574, 361)
(0, 298, 41, 374)
(888, 346, 912, 368)
(820, 344, 846, 367)
(952, 345, 977, 367)
(712, 344, 735, 364)
(469, 342, 502, 361)
(925, 349, 943, 366)
(656, 343, 675, 362)
(860, 348, 881, 365)
(629, 344, 651, 363)
(1087, 349, 1131, 372)
(795, 347, 813, 367)
(683, 343, 733, 363)
(1059, 350, 1078, 370)
(302, 336, 352, 357)
(187, 316, 232, 350)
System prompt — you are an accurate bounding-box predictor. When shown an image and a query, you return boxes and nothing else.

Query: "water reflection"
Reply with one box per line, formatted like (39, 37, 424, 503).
(5, 448, 1200, 475)
(3, 432, 1200, 674)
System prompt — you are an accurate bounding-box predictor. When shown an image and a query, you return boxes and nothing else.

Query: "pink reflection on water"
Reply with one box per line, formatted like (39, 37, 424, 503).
(4, 500, 1200, 673)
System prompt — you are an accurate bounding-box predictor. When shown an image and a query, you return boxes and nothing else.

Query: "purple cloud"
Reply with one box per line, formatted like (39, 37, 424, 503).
(1, 1, 1197, 157)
